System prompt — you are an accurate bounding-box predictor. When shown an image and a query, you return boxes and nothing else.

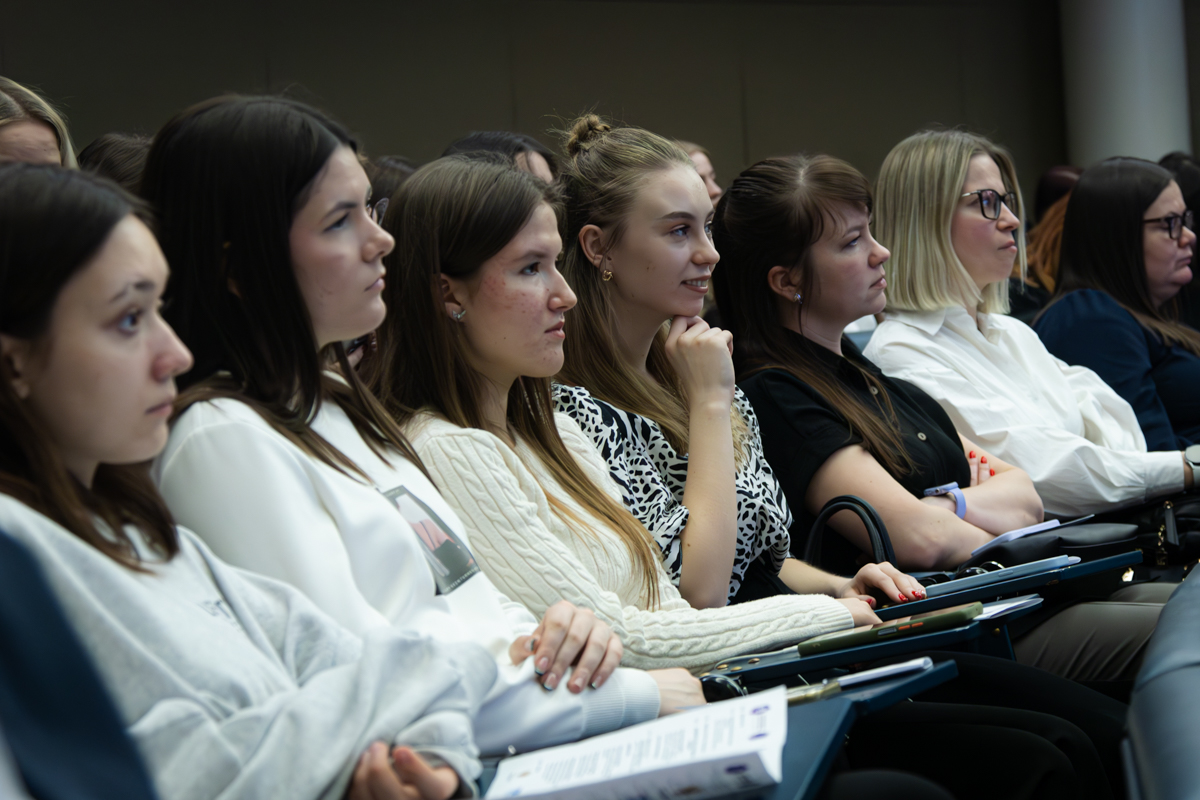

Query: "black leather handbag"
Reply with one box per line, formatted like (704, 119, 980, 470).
(802, 494, 896, 568)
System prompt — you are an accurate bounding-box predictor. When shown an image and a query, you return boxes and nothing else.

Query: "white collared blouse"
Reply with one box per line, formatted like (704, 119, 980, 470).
(864, 305, 1183, 515)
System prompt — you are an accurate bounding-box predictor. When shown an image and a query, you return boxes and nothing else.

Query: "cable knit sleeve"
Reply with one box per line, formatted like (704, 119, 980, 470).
(410, 420, 853, 673)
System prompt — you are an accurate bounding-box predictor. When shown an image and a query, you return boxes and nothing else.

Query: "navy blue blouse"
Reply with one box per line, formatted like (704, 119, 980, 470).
(1034, 289, 1200, 450)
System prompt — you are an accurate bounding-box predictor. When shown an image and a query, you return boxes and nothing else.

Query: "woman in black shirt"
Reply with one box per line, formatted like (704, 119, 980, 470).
(712, 155, 1042, 574)
(712, 153, 1165, 687)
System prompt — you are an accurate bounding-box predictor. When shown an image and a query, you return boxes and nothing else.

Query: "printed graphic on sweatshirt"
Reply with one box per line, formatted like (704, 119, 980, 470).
(384, 486, 480, 594)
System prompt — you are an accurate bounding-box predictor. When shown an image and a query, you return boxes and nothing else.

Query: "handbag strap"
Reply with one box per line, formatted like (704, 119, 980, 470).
(803, 495, 897, 569)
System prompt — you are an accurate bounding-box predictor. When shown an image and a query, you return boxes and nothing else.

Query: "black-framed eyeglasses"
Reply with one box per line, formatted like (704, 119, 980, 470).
(368, 196, 389, 224)
(961, 189, 1018, 220)
(1143, 209, 1194, 241)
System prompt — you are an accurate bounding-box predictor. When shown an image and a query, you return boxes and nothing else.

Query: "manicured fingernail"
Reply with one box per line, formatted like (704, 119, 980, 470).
(866, 597, 876, 606)
(915, 591, 925, 598)
(990, 468, 995, 476)
(589, 680, 600, 690)
(980, 456, 987, 463)
(542, 673, 558, 691)
(570, 676, 586, 691)
(969, 451, 976, 459)
(535, 657, 549, 676)
(526, 638, 537, 653)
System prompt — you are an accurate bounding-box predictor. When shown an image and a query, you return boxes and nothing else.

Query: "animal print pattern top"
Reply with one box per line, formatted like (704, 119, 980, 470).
(552, 383, 793, 602)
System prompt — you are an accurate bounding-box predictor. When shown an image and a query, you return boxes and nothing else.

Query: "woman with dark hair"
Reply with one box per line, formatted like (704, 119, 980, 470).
(77, 132, 152, 192)
(368, 155, 418, 204)
(146, 96, 682, 757)
(0, 163, 492, 800)
(713, 152, 1165, 693)
(1034, 157, 1200, 449)
(441, 130, 557, 182)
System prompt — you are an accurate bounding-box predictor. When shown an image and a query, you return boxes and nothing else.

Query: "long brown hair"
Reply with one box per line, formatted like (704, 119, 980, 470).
(712, 154, 915, 478)
(142, 96, 425, 481)
(0, 164, 176, 567)
(555, 114, 747, 461)
(368, 154, 662, 607)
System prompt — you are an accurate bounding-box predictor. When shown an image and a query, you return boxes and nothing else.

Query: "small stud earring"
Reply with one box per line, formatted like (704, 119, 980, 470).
(601, 270, 614, 282)
(452, 308, 466, 321)
(794, 292, 803, 306)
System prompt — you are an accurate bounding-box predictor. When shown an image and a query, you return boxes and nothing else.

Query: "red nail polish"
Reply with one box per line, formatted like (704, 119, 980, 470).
(990, 468, 995, 476)
(969, 451, 976, 459)
(980, 456, 987, 464)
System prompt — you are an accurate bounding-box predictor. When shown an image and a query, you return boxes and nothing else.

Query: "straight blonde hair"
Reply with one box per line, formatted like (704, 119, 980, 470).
(875, 129, 1026, 316)
(556, 114, 748, 464)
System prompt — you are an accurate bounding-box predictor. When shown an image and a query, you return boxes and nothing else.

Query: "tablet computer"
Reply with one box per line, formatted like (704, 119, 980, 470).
(796, 602, 983, 656)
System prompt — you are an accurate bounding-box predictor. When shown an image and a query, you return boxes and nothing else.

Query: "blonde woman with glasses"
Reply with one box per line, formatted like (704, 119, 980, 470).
(865, 129, 1195, 519)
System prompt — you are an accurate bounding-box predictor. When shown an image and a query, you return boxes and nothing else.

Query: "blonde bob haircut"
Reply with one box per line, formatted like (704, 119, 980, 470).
(875, 129, 1025, 315)
(0, 76, 78, 168)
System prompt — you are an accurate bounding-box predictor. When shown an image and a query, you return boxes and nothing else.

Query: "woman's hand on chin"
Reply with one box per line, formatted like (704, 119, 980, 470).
(509, 600, 623, 693)
(663, 315, 736, 409)
(838, 562, 925, 606)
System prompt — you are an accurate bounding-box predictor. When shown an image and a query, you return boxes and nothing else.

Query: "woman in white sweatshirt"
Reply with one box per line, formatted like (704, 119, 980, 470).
(145, 96, 697, 756)
(0, 162, 490, 800)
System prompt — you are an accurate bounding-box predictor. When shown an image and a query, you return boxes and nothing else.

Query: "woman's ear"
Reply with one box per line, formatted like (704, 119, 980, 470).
(0, 334, 33, 399)
(578, 225, 607, 271)
(440, 274, 466, 321)
(766, 265, 802, 302)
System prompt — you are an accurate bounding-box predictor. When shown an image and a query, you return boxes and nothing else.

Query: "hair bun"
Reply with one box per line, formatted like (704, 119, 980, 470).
(565, 114, 612, 157)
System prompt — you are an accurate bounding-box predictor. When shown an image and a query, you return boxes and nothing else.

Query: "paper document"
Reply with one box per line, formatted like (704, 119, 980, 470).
(484, 685, 788, 800)
(971, 519, 1061, 556)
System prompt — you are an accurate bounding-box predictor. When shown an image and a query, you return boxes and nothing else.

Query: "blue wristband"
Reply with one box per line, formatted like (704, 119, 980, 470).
(924, 482, 966, 519)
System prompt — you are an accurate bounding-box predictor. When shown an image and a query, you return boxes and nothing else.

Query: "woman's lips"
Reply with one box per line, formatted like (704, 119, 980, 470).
(546, 321, 566, 339)
(147, 398, 175, 416)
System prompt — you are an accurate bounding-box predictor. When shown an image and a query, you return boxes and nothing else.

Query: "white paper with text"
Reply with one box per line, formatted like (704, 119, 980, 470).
(484, 685, 788, 800)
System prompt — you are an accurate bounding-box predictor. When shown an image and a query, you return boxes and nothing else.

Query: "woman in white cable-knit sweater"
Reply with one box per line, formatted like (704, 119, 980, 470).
(367, 154, 889, 674)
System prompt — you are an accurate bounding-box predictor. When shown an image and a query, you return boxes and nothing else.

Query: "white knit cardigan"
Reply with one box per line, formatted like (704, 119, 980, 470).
(407, 411, 853, 672)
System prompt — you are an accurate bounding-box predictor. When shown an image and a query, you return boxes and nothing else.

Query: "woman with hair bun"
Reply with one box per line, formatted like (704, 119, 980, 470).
(553, 114, 922, 609)
(1035, 157, 1200, 450)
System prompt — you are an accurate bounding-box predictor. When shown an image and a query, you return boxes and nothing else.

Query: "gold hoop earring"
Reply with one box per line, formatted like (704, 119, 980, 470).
(601, 270, 613, 282)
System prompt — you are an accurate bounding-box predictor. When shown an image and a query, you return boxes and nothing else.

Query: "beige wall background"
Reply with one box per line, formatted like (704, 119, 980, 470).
(2, 0, 1191, 199)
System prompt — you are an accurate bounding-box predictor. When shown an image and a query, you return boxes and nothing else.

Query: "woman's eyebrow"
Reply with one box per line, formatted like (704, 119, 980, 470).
(320, 199, 361, 221)
(657, 211, 697, 222)
(108, 279, 157, 303)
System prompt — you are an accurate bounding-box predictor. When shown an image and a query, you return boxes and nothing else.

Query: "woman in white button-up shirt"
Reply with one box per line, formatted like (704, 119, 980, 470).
(865, 129, 1193, 516)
